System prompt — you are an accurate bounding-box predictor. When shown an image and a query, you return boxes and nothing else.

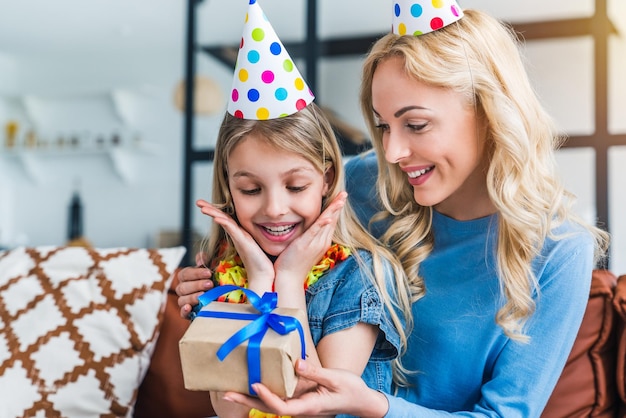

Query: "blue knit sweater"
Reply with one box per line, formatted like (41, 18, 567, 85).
(344, 153, 595, 417)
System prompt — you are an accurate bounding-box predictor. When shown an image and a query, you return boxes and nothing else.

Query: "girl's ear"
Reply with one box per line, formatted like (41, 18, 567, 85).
(322, 165, 336, 196)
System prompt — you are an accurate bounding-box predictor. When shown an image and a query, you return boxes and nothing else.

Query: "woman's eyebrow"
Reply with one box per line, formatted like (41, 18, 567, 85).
(394, 105, 429, 118)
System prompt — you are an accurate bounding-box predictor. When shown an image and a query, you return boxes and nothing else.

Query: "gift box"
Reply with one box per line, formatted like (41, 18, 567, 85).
(179, 286, 307, 398)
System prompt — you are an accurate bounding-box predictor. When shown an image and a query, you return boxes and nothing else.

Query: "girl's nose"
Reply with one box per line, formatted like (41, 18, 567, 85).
(263, 191, 288, 218)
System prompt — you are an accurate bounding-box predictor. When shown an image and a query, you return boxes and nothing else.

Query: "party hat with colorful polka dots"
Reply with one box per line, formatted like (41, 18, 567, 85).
(227, 0, 314, 120)
(392, 0, 464, 36)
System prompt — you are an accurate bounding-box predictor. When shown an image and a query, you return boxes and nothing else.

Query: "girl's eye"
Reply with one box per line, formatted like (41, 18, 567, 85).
(240, 188, 260, 195)
(288, 185, 307, 193)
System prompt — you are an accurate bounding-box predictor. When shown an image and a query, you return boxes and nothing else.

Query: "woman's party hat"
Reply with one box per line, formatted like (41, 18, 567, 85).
(228, 0, 314, 120)
(392, 0, 464, 36)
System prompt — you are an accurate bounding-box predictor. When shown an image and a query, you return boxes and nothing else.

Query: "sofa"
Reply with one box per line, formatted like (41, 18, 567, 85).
(541, 270, 626, 418)
(0, 245, 210, 418)
(133, 269, 216, 418)
(1, 245, 624, 417)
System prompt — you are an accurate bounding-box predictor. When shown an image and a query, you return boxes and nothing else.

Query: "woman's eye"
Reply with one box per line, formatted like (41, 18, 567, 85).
(407, 123, 428, 132)
(240, 188, 260, 195)
(375, 123, 390, 133)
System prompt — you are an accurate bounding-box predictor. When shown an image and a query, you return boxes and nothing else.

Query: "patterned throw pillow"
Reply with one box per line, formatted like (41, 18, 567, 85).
(0, 245, 185, 418)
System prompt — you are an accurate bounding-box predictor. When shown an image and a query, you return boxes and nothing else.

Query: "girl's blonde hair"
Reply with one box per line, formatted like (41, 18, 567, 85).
(205, 102, 413, 382)
(359, 10, 609, 341)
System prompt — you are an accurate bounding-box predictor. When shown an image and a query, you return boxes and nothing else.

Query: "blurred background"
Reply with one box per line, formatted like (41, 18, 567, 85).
(0, 0, 624, 271)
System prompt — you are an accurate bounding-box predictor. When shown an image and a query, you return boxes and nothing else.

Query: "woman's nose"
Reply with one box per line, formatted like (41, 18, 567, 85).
(383, 131, 411, 164)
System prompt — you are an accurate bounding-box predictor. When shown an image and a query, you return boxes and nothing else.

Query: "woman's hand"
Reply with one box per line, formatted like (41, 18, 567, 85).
(196, 199, 275, 293)
(223, 359, 389, 418)
(175, 251, 214, 318)
(210, 391, 250, 418)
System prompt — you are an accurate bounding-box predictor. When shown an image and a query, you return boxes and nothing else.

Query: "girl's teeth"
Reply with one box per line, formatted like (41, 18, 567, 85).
(264, 225, 295, 236)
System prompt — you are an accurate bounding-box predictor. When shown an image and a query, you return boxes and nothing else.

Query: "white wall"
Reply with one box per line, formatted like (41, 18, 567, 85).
(0, 52, 187, 249)
(1, 1, 625, 273)
(520, 18, 626, 274)
(0, 53, 17, 94)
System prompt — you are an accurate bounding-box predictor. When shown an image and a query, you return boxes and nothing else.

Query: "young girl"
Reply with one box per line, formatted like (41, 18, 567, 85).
(178, 2, 412, 417)
(196, 102, 411, 418)
(219, 3, 610, 417)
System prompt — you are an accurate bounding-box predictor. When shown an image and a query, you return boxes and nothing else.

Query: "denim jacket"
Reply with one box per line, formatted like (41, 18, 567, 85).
(305, 249, 402, 400)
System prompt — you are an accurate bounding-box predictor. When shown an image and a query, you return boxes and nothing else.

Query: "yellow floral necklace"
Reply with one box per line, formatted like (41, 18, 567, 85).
(211, 243, 352, 304)
(211, 243, 352, 418)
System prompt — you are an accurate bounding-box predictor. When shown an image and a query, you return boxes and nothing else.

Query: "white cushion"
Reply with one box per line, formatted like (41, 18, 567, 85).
(0, 245, 185, 418)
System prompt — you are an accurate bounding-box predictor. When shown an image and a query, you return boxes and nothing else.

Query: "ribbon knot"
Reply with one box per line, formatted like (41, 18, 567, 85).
(194, 284, 306, 395)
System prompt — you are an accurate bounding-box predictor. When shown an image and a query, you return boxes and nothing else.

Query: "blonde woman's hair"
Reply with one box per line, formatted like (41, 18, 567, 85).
(205, 102, 413, 383)
(359, 10, 609, 342)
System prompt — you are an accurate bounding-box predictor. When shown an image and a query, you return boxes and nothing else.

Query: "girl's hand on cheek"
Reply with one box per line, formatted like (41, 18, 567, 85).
(196, 199, 275, 291)
(274, 192, 347, 285)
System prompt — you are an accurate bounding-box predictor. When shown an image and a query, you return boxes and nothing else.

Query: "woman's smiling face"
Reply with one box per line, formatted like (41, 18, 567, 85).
(227, 133, 329, 256)
(371, 56, 492, 219)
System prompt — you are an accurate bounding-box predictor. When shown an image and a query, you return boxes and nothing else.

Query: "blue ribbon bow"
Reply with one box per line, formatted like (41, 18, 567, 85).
(193, 285, 306, 395)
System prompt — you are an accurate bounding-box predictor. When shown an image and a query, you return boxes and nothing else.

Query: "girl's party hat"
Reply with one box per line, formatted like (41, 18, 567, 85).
(392, 0, 464, 36)
(228, 0, 314, 120)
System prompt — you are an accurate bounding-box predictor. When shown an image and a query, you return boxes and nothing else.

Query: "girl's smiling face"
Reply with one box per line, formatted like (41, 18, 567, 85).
(227, 133, 330, 256)
(371, 56, 493, 220)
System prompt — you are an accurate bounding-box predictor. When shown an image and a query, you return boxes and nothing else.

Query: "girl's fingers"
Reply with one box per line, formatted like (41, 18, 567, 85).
(196, 200, 244, 241)
(197, 200, 272, 280)
(325, 191, 347, 214)
(309, 192, 346, 243)
(196, 199, 231, 222)
(308, 192, 347, 236)
(274, 193, 346, 278)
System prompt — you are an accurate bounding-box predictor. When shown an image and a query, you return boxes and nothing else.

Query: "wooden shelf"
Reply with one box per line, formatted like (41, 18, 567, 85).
(0, 141, 157, 184)
(1, 88, 159, 185)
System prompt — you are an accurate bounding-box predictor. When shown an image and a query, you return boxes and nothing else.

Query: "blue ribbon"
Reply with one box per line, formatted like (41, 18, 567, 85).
(193, 285, 306, 395)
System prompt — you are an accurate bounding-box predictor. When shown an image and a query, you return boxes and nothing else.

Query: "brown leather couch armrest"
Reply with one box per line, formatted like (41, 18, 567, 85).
(542, 269, 618, 418)
(613, 274, 626, 321)
(134, 269, 216, 418)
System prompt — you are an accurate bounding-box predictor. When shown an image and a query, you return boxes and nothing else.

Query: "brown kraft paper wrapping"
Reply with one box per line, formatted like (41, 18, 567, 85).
(179, 301, 307, 398)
